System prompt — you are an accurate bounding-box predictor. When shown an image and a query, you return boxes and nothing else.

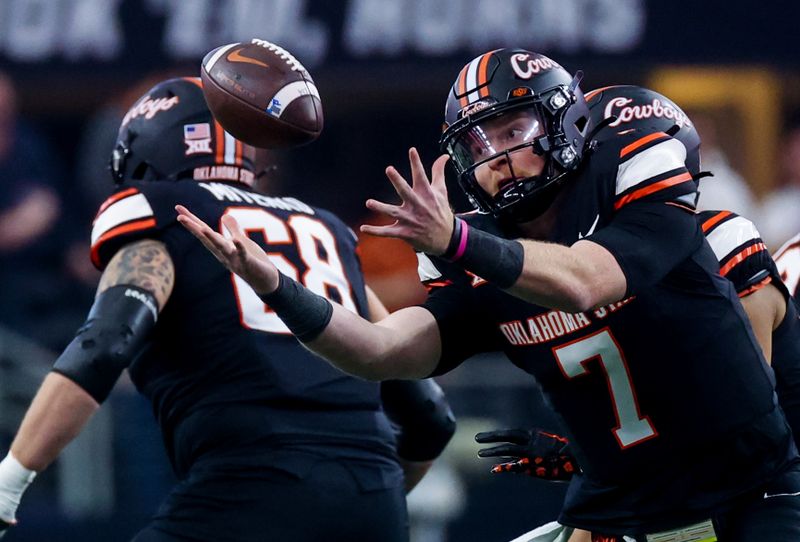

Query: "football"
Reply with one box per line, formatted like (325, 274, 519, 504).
(200, 39, 323, 149)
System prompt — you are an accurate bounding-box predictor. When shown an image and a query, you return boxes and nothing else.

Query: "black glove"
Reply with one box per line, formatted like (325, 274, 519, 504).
(474, 428, 578, 482)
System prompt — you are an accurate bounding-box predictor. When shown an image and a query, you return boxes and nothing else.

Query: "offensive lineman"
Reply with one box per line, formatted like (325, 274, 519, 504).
(0, 77, 455, 541)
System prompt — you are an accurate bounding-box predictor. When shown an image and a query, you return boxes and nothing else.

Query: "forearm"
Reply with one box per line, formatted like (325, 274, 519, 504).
(306, 305, 440, 381)
(11, 373, 99, 471)
(508, 239, 625, 312)
(443, 217, 625, 312)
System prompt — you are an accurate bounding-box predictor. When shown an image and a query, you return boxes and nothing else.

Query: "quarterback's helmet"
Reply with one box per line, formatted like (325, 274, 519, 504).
(440, 49, 591, 221)
(585, 85, 701, 177)
(110, 77, 257, 185)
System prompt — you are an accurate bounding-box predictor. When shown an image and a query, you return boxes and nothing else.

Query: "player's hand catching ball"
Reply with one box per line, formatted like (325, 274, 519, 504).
(176, 205, 280, 294)
(361, 148, 454, 255)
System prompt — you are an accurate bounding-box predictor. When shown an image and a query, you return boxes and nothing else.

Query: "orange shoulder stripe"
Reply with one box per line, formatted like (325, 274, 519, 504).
(614, 172, 693, 210)
(619, 131, 668, 159)
(738, 275, 772, 298)
(701, 210, 732, 233)
(90, 218, 158, 267)
(96, 187, 139, 217)
(719, 242, 766, 277)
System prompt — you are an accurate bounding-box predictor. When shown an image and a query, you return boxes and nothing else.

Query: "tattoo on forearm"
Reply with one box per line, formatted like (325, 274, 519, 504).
(98, 240, 175, 309)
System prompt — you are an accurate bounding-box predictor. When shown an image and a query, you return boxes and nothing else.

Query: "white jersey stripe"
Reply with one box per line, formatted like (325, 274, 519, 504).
(615, 139, 687, 196)
(417, 253, 443, 282)
(91, 193, 154, 246)
(705, 216, 761, 261)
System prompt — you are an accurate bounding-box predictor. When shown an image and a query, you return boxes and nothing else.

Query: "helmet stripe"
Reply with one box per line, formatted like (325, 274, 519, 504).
(457, 65, 469, 108)
(464, 56, 483, 104)
(223, 130, 237, 164)
(234, 139, 243, 166)
(477, 52, 493, 98)
(584, 85, 622, 103)
(214, 121, 225, 163)
(182, 77, 203, 89)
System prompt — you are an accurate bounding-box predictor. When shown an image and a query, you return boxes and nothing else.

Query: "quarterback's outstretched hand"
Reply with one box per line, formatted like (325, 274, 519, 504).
(475, 428, 578, 482)
(361, 148, 453, 255)
(176, 205, 279, 294)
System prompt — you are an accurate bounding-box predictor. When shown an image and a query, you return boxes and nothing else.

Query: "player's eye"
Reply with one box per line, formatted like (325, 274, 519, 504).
(506, 127, 523, 141)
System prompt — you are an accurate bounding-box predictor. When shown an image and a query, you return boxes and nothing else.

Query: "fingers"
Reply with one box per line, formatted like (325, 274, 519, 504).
(360, 223, 404, 239)
(477, 443, 527, 458)
(365, 198, 402, 218)
(491, 458, 531, 474)
(176, 205, 235, 262)
(221, 214, 246, 241)
(408, 147, 430, 191)
(430, 154, 450, 192)
(385, 165, 415, 201)
(474, 428, 531, 445)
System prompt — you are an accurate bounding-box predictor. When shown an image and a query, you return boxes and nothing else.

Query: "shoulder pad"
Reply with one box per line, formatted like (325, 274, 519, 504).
(700, 210, 776, 293)
(90, 181, 198, 269)
(598, 129, 696, 210)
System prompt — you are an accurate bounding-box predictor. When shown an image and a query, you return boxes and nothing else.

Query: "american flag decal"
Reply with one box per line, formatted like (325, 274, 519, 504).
(184, 123, 211, 140)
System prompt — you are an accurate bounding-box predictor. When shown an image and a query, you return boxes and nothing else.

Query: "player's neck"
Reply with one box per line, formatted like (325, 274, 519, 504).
(513, 189, 567, 240)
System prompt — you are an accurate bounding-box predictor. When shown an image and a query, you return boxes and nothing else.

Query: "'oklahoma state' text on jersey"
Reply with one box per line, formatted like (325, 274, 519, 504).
(419, 130, 795, 535)
(91, 179, 402, 488)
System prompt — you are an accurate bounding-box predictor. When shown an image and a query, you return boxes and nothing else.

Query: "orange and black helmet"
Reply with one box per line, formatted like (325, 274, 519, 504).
(585, 85, 702, 178)
(440, 49, 591, 222)
(110, 77, 256, 185)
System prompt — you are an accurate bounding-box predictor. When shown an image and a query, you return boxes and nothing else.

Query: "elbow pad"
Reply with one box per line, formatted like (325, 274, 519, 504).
(381, 379, 456, 462)
(52, 285, 158, 403)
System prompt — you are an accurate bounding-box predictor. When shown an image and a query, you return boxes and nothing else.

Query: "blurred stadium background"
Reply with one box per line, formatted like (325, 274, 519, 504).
(0, 1, 798, 540)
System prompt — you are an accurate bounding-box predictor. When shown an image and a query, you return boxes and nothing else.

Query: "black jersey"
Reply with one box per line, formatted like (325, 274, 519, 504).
(701, 210, 800, 451)
(419, 130, 795, 534)
(91, 179, 402, 488)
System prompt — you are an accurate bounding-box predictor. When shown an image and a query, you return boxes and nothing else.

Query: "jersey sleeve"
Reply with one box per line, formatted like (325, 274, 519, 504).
(699, 210, 778, 297)
(612, 131, 698, 211)
(417, 252, 503, 376)
(90, 181, 190, 269)
(587, 130, 702, 296)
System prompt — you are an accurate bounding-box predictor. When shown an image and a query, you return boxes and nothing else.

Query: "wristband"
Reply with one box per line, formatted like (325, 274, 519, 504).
(0, 452, 36, 523)
(258, 273, 334, 342)
(440, 218, 524, 289)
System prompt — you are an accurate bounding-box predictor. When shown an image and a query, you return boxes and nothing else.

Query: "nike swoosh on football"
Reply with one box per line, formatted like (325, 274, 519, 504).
(226, 48, 270, 68)
(578, 214, 600, 240)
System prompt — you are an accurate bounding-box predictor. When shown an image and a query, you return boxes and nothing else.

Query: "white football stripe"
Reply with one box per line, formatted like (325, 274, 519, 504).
(224, 130, 236, 164)
(204, 43, 238, 72)
(417, 253, 443, 282)
(616, 139, 687, 196)
(705, 216, 761, 261)
(91, 194, 154, 246)
(268, 81, 320, 118)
